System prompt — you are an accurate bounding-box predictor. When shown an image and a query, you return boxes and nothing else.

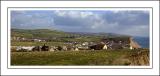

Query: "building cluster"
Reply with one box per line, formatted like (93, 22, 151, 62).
(11, 37, 46, 42)
(11, 37, 141, 52)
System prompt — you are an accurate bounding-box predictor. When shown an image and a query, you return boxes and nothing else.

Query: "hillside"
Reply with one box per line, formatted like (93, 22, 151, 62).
(11, 29, 68, 38)
(11, 29, 130, 42)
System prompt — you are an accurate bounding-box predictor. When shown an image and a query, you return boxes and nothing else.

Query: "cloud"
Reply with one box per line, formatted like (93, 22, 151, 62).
(54, 10, 94, 18)
(11, 10, 149, 37)
(11, 11, 55, 29)
(53, 10, 108, 30)
(118, 25, 149, 37)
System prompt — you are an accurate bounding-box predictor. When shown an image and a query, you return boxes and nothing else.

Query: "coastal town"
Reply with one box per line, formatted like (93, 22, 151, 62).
(11, 35, 141, 52)
(10, 10, 149, 66)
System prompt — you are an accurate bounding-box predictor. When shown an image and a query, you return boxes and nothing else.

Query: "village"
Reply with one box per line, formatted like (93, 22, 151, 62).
(9, 10, 150, 66)
(11, 36, 141, 52)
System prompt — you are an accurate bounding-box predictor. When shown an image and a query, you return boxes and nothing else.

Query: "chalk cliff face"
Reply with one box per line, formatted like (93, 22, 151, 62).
(129, 37, 141, 49)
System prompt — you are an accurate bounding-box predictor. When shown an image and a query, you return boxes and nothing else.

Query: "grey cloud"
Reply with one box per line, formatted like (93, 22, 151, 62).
(11, 10, 149, 37)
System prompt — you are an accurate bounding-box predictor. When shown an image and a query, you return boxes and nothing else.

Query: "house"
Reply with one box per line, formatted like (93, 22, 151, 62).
(41, 44, 49, 51)
(82, 42, 89, 46)
(77, 46, 88, 50)
(110, 43, 123, 49)
(33, 39, 42, 42)
(66, 46, 74, 51)
(74, 47, 79, 51)
(57, 46, 63, 51)
(102, 44, 108, 50)
(16, 46, 34, 52)
(32, 46, 41, 51)
(101, 37, 136, 50)
(62, 46, 68, 51)
(49, 46, 57, 51)
(89, 44, 108, 50)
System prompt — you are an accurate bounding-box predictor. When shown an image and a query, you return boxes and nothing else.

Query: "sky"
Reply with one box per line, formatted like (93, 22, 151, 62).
(11, 10, 149, 37)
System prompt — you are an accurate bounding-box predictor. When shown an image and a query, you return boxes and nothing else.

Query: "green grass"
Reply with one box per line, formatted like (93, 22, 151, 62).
(11, 42, 66, 46)
(11, 50, 149, 65)
(11, 29, 130, 42)
(11, 29, 68, 38)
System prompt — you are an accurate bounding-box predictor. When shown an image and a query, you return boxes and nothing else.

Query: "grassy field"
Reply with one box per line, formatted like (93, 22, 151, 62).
(11, 42, 66, 46)
(11, 49, 149, 65)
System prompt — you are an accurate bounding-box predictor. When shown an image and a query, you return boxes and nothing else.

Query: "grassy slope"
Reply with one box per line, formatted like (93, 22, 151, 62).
(11, 29, 130, 43)
(11, 42, 65, 46)
(11, 29, 68, 38)
(11, 29, 103, 43)
(11, 49, 149, 65)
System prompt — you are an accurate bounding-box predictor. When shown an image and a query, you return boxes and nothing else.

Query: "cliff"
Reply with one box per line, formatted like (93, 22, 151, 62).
(130, 37, 141, 49)
(128, 50, 149, 65)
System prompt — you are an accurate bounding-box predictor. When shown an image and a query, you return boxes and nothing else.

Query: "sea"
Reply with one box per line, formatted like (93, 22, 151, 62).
(133, 37, 149, 48)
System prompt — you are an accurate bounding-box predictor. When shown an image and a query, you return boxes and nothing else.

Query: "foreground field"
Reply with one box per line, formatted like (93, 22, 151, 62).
(11, 49, 149, 65)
